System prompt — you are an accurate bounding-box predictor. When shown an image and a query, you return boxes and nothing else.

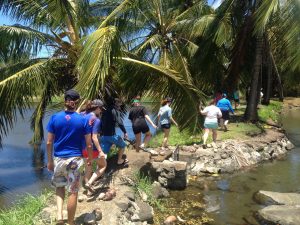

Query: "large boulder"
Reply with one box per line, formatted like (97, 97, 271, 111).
(254, 191, 300, 206)
(257, 205, 300, 225)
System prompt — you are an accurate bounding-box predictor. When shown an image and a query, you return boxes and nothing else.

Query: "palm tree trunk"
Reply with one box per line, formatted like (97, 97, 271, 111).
(244, 35, 264, 122)
(262, 35, 272, 105)
(270, 51, 284, 101)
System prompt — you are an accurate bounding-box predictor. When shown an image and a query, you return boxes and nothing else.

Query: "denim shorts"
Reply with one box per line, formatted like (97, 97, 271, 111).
(100, 135, 126, 154)
(204, 122, 218, 129)
(52, 157, 84, 193)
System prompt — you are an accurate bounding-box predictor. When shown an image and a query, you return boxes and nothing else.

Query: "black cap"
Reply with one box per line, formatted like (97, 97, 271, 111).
(166, 97, 172, 102)
(92, 99, 105, 109)
(64, 89, 80, 101)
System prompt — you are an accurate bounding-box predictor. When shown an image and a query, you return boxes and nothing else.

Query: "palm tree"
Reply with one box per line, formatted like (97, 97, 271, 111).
(0, 0, 205, 145)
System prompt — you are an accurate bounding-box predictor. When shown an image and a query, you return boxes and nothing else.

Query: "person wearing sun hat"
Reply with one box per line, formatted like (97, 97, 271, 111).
(157, 97, 178, 148)
(216, 93, 234, 131)
(46, 89, 93, 225)
(128, 96, 157, 152)
(80, 99, 106, 197)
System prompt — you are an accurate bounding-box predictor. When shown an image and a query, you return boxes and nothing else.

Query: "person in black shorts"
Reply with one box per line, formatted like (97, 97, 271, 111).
(128, 96, 157, 152)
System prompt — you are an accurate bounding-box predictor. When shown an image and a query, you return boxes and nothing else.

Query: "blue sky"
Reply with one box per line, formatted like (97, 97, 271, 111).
(0, 0, 221, 25)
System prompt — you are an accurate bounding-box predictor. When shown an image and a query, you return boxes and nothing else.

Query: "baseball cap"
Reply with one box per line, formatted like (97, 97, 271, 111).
(92, 99, 106, 110)
(222, 93, 227, 98)
(166, 97, 172, 102)
(64, 89, 80, 101)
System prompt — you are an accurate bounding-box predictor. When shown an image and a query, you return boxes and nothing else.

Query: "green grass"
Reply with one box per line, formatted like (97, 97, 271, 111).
(149, 127, 201, 147)
(0, 191, 52, 225)
(132, 172, 164, 211)
(258, 100, 283, 123)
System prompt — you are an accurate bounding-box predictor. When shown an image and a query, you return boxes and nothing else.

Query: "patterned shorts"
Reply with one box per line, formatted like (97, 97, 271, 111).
(52, 157, 84, 193)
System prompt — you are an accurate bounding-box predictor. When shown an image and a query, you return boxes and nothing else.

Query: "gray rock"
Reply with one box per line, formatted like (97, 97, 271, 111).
(131, 214, 140, 222)
(84, 212, 96, 224)
(93, 208, 102, 221)
(124, 191, 135, 201)
(257, 205, 300, 225)
(221, 153, 228, 159)
(286, 141, 294, 150)
(136, 201, 154, 223)
(254, 191, 300, 206)
(116, 201, 130, 212)
(151, 182, 169, 199)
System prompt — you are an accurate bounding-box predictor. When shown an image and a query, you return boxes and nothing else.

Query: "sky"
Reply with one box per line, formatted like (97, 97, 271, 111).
(0, 0, 222, 25)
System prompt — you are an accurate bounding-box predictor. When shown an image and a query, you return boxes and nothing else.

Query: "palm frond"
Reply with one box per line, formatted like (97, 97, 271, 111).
(0, 25, 52, 57)
(76, 26, 120, 99)
(253, 0, 279, 35)
(0, 59, 51, 145)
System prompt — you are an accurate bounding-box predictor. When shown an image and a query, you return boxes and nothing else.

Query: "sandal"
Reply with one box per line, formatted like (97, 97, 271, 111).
(85, 183, 96, 196)
(117, 158, 129, 165)
(56, 219, 65, 225)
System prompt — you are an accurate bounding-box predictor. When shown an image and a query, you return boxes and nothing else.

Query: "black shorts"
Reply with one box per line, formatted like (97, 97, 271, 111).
(234, 98, 240, 103)
(132, 119, 150, 134)
(161, 123, 171, 129)
(221, 110, 230, 120)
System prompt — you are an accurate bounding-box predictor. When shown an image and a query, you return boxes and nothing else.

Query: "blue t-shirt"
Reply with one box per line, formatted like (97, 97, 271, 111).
(82, 112, 101, 150)
(158, 105, 172, 125)
(217, 98, 234, 113)
(47, 111, 91, 158)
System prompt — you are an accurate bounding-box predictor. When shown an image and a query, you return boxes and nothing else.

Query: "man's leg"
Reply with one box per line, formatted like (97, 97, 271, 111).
(67, 192, 78, 225)
(117, 147, 125, 164)
(56, 187, 65, 221)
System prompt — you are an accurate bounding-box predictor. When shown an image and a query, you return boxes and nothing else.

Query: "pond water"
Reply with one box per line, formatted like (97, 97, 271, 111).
(0, 108, 155, 209)
(165, 108, 300, 225)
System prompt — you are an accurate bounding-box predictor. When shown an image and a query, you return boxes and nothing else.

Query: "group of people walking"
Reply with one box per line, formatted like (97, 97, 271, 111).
(200, 93, 235, 147)
(46, 90, 178, 225)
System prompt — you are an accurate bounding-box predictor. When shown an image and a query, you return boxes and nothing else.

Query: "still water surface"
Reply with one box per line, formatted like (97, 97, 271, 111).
(171, 108, 300, 225)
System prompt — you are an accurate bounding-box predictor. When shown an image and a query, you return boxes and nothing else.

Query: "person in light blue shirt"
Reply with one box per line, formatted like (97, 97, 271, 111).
(157, 97, 178, 147)
(216, 93, 234, 131)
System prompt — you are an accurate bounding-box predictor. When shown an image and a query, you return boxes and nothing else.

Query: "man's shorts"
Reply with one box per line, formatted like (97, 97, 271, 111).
(204, 122, 218, 129)
(52, 157, 84, 193)
(161, 123, 171, 129)
(100, 135, 126, 154)
(82, 149, 99, 159)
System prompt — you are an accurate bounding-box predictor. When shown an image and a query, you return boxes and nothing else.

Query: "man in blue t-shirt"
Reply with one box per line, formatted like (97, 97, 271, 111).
(46, 89, 92, 225)
(216, 93, 235, 131)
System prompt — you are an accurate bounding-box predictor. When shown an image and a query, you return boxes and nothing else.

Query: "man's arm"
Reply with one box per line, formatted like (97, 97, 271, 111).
(114, 109, 128, 138)
(84, 134, 93, 166)
(47, 132, 55, 171)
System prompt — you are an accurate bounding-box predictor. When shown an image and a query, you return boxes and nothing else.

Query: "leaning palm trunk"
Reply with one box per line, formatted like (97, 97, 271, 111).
(270, 51, 284, 101)
(244, 35, 264, 122)
(262, 35, 272, 105)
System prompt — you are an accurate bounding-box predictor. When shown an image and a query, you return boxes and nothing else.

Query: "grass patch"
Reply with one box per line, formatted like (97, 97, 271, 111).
(132, 172, 164, 211)
(148, 127, 201, 148)
(258, 100, 283, 123)
(0, 191, 52, 225)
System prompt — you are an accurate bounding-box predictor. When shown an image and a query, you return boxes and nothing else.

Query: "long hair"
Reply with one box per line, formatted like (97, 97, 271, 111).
(81, 100, 99, 113)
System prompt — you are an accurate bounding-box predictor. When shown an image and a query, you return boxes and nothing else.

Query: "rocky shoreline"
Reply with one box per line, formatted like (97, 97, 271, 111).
(36, 99, 300, 225)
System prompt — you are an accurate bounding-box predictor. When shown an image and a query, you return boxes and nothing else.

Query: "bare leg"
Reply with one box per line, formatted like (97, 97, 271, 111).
(162, 128, 170, 147)
(56, 187, 65, 221)
(220, 118, 224, 130)
(84, 160, 92, 184)
(202, 128, 210, 145)
(224, 120, 229, 131)
(212, 129, 217, 142)
(142, 131, 152, 147)
(135, 133, 142, 152)
(87, 157, 107, 185)
(117, 148, 125, 164)
(67, 192, 78, 225)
